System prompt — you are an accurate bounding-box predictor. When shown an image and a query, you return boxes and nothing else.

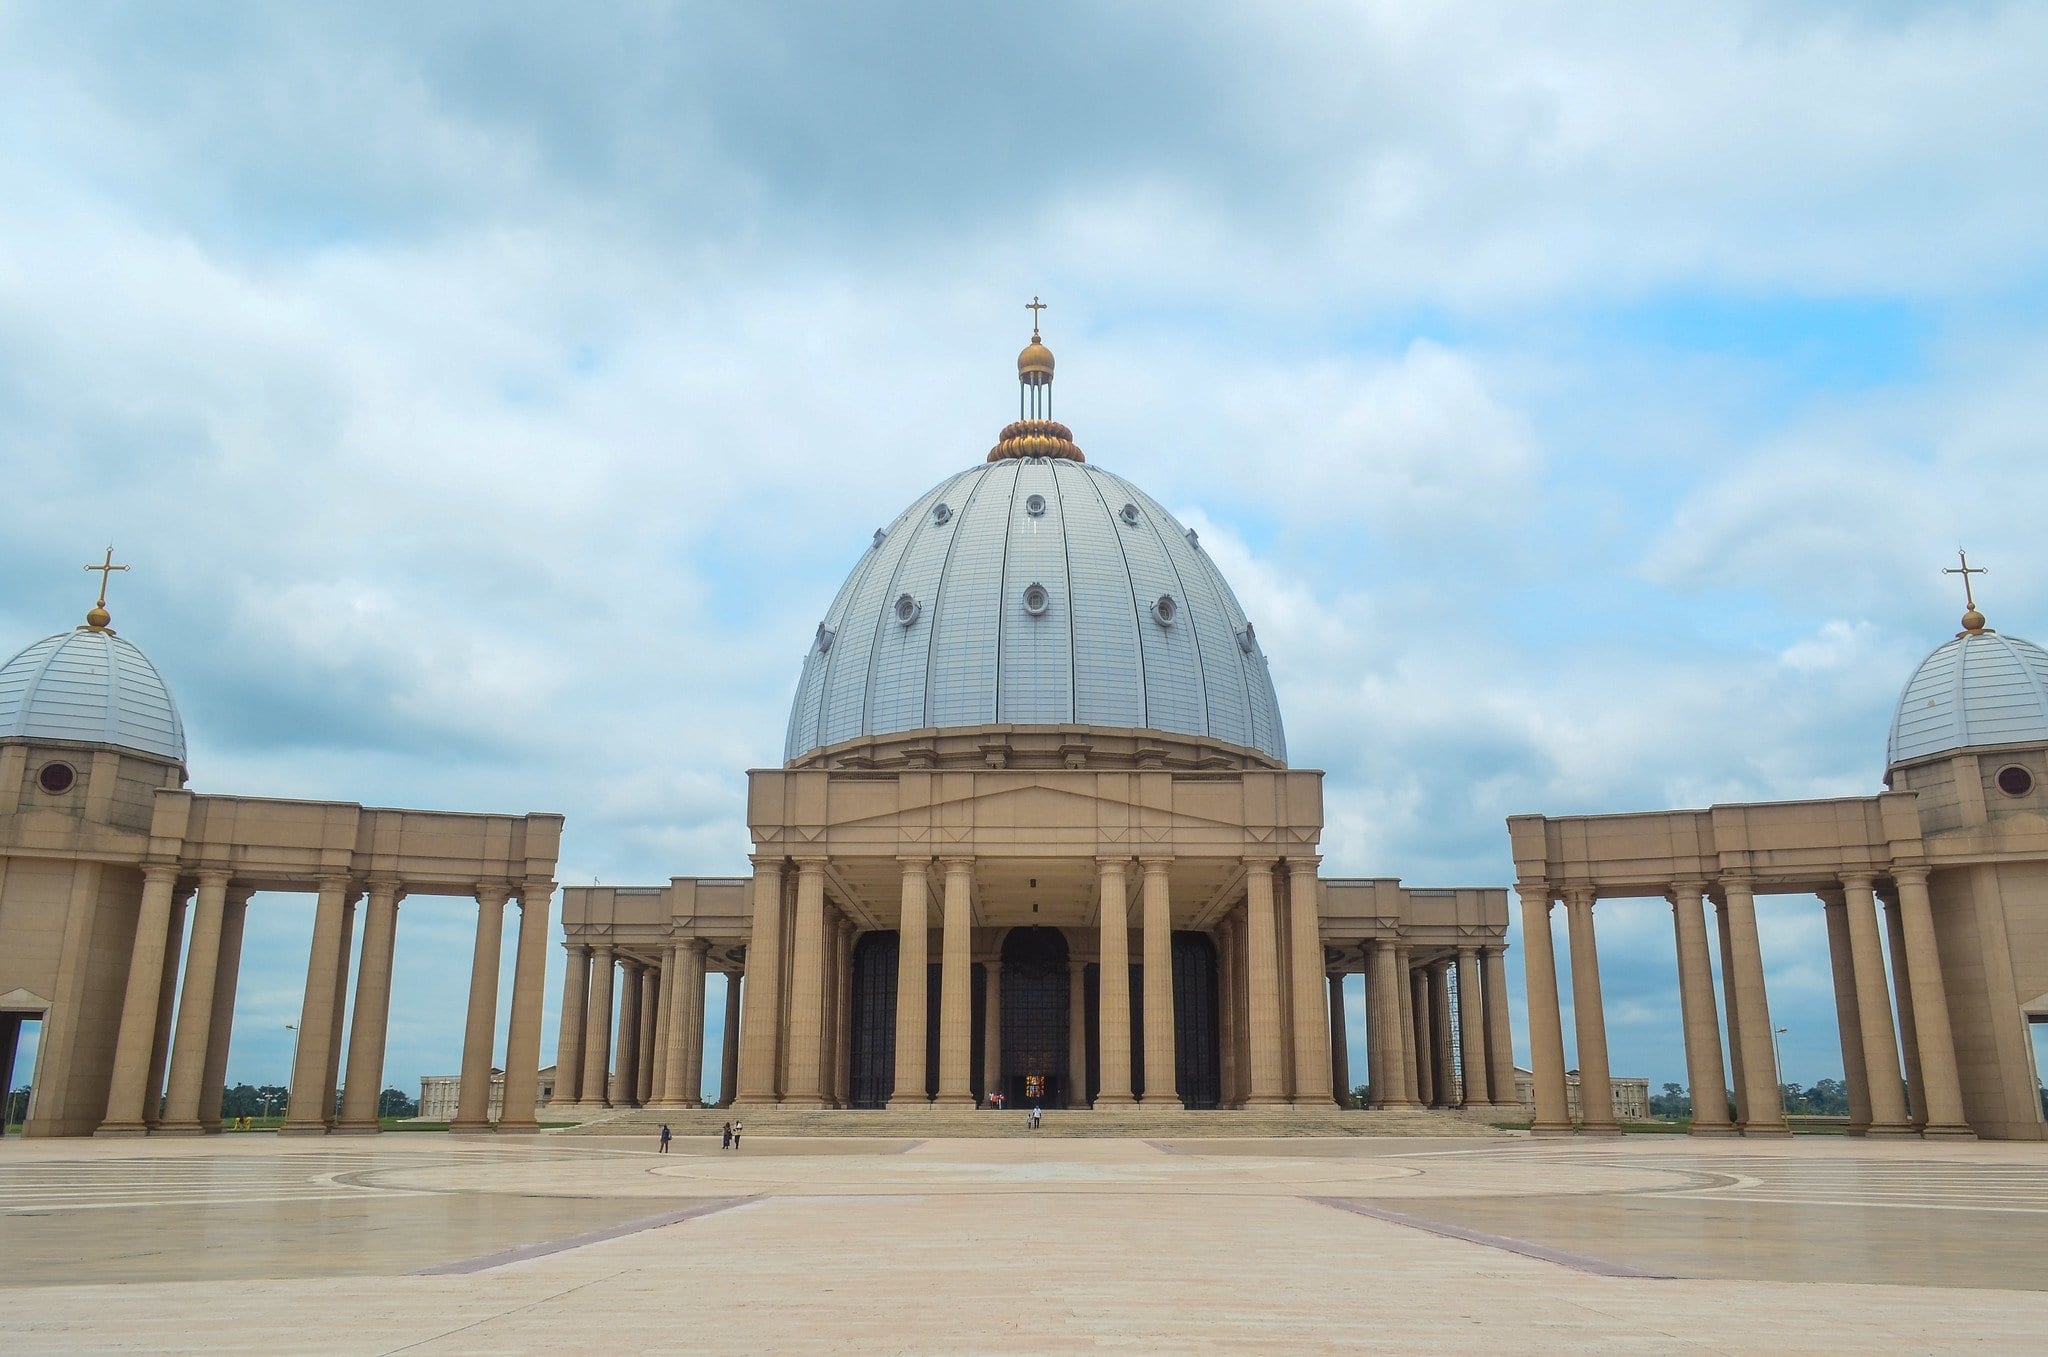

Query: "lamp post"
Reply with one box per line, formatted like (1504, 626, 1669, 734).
(283, 1023, 299, 1120)
(1772, 1026, 1790, 1117)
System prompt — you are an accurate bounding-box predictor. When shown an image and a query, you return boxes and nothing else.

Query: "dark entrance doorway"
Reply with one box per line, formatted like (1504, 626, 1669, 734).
(997, 927, 1070, 1108)
(848, 932, 899, 1109)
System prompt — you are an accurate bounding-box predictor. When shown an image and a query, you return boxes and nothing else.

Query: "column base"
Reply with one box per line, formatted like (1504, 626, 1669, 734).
(1576, 1125, 1625, 1138)
(1738, 1123, 1793, 1136)
(1865, 1124, 1920, 1138)
(1686, 1122, 1741, 1136)
(150, 1123, 206, 1137)
(329, 1123, 381, 1135)
(496, 1121, 541, 1134)
(931, 1093, 976, 1107)
(93, 1123, 150, 1137)
(1089, 1094, 1136, 1109)
(1921, 1124, 1977, 1139)
(1237, 1095, 1289, 1107)
(277, 1123, 330, 1137)
(884, 1095, 930, 1110)
(448, 1120, 496, 1135)
(1529, 1120, 1577, 1136)
(778, 1095, 828, 1109)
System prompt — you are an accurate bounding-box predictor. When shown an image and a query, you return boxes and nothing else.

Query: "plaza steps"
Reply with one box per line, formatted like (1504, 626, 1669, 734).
(551, 1102, 1514, 1139)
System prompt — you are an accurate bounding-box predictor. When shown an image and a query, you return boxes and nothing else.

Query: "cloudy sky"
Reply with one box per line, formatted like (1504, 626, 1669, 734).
(6, 2, 2047, 1105)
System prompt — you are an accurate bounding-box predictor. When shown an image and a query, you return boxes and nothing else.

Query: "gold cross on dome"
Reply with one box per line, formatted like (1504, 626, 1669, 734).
(1026, 295, 1047, 335)
(84, 545, 128, 608)
(1944, 548, 1986, 611)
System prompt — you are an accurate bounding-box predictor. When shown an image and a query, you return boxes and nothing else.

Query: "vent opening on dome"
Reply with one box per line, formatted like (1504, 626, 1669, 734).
(1119, 503, 1140, 525)
(1152, 594, 1178, 627)
(1022, 583, 1049, 617)
(1025, 493, 1047, 517)
(872, 529, 886, 549)
(894, 594, 922, 626)
(815, 623, 835, 653)
(933, 503, 953, 525)
(1237, 623, 1257, 654)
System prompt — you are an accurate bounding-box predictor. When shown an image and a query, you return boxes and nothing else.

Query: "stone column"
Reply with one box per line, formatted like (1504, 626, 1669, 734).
(1891, 868, 1973, 1137)
(282, 876, 352, 1135)
(614, 960, 642, 1106)
(733, 856, 785, 1106)
(204, 886, 256, 1128)
(818, 912, 840, 1106)
(1368, 939, 1411, 1107)
(1285, 858, 1330, 1108)
(651, 942, 677, 1107)
(1327, 974, 1350, 1106)
(97, 865, 184, 1134)
(1139, 858, 1178, 1107)
(1241, 859, 1286, 1105)
(1563, 890, 1619, 1133)
(833, 916, 855, 1107)
(656, 939, 696, 1109)
(1067, 958, 1089, 1109)
(320, 890, 358, 1126)
(1094, 856, 1137, 1107)
(553, 944, 589, 1111)
(1519, 882, 1573, 1135)
(782, 858, 829, 1107)
(143, 886, 193, 1130)
(335, 881, 402, 1132)
(579, 944, 616, 1106)
(1455, 949, 1485, 1109)
(1482, 946, 1517, 1109)
(1841, 873, 1912, 1135)
(720, 973, 742, 1107)
(1668, 882, 1734, 1134)
(499, 880, 553, 1132)
(158, 871, 232, 1134)
(1819, 889, 1872, 1132)
(1717, 878, 1788, 1134)
(1216, 919, 1240, 1107)
(452, 885, 511, 1132)
(682, 940, 711, 1107)
(935, 857, 977, 1106)
(1409, 965, 1435, 1106)
(982, 959, 1004, 1105)
(1713, 895, 1750, 1126)
(889, 858, 931, 1108)
(636, 964, 659, 1105)
(1428, 962, 1454, 1104)
(1879, 886, 1926, 1126)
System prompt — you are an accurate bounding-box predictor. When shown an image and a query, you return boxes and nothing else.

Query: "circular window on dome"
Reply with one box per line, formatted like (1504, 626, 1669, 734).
(1022, 582, 1049, 616)
(1120, 503, 1141, 526)
(894, 593, 922, 627)
(37, 761, 76, 795)
(1151, 594, 1178, 627)
(1996, 764, 2035, 798)
(1025, 493, 1047, 517)
(932, 503, 953, 526)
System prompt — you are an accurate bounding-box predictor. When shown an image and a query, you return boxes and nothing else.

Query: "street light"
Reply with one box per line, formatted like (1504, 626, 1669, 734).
(283, 1023, 299, 1122)
(1772, 1026, 1790, 1118)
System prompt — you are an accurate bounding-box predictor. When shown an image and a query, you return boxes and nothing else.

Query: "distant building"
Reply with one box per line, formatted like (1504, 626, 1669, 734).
(1514, 1066, 1650, 1122)
(418, 1066, 556, 1123)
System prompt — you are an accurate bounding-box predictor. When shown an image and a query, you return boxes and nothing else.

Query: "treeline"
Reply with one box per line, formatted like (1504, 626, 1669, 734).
(1648, 1078, 1851, 1119)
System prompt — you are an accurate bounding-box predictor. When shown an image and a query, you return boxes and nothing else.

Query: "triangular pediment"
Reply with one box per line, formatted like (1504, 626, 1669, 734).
(0, 987, 51, 1012)
(2022, 991, 2048, 1018)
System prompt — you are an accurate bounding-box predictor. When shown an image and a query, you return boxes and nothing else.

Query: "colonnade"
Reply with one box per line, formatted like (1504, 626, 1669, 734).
(552, 938, 738, 1110)
(1522, 873, 1972, 1137)
(1318, 943, 1516, 1110)
(97, 870, 556, 1136)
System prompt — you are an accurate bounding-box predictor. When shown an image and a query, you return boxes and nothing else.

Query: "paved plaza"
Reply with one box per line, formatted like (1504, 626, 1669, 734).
(3, 1130, 2046, 1352)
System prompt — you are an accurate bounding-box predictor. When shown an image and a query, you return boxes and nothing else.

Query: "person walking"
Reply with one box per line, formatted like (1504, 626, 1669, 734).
(658, 1123, 672, 1154)
(721, 1120, 733, 1150)
(1031, 1104, 1041, 1130)
(732, 1119, 743, 1148)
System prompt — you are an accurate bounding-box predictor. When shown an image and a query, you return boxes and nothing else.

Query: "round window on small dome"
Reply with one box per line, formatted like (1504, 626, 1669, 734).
(1120, 503, 1141, 526)
(1025, 494, 1047, 517)
(37, 762, 76, 795)
(1995, 765, 2034, 798)
(1022, 583, 1049, 617)
(1151, 594, 1178, 627)
(932, 503, 953, 526)
(895, 593, 922, 627)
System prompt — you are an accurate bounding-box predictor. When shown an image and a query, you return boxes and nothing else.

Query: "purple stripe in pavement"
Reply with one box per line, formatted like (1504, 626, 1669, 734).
(412, 1197, 754, 1275)
(1305, 1197, 1676, 1279)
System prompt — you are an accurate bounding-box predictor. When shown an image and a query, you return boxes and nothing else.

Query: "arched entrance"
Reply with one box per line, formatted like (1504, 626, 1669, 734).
(997, 927, 1070, 1108)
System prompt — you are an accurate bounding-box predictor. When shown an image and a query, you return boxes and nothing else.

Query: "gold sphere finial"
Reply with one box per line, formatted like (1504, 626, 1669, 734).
(1962, 607, 1987, 635)
(85, 604, 111, 630)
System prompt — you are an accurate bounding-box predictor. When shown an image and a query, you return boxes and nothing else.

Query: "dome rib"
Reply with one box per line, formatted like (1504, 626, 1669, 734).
(785, 460, 1287, 764)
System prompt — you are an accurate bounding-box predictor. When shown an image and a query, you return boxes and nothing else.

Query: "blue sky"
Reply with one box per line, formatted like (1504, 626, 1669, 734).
(5, 1, 2048, 1104)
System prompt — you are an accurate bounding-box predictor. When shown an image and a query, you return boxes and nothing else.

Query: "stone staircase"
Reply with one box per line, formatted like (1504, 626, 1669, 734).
(553, 1103, 1514, 1139)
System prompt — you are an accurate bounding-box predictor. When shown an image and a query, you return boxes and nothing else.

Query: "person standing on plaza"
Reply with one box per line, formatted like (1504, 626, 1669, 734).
(722, 1120, 733, 1149)
(658, 1123, 672, 1153)
(732, 1119, 743, 1148)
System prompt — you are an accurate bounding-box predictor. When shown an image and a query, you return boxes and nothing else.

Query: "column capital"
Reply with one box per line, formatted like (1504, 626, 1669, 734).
(748, 853, 784, 869)
(939, 854, 976, 870)
(1891, 865, 1930, 888)
(1839, 871, 1877, 892)
(315, 872, 353, 894)
(792, 855, 830, 870)
(896, 854, 934, 868)
(474, 881, 513, 907)
(1137, 855, 1173, 873)
(1456, 943, 1479, 959)
(1667, 879, 1708, 902)
(1286, 854, 1322, 872)
(985, 958, 1003, 973)
(196, 868, 233, 889)
(366, 877, 405, 903)
(142, 861, 181, 886)
(592, 939, 615, 958)
(1241, 853, 1279, 868)
(226, 884, 257, 908)
(1562, 885, 1597, 909)
(1095, 854, 1132, 870)
(1515, 880, 1552, 906)
(519, 878, 555, 904)
(685, 937, 712, 958)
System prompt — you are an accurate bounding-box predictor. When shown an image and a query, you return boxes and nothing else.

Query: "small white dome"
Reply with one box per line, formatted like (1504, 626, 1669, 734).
(1888, 629, 2048, 767)
(0, 628, 187, 765)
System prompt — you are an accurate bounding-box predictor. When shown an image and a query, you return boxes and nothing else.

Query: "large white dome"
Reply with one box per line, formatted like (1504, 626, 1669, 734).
(784, 457, 1286, 764)
(1888, 627, 2048, 767)
(0, 627, 187, 766)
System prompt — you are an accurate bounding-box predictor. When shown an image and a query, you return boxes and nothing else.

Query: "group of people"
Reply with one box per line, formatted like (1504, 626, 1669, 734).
(652, 1121, 743, 1153)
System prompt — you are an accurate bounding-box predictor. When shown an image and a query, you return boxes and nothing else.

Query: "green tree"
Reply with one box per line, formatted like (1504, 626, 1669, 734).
(1649, 1081, 1691, 1118)
(378, 1087, 418, 1118)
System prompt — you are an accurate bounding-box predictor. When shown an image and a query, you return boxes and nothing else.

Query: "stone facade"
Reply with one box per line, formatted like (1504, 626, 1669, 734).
(1513, 1067, 1651, 1123)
